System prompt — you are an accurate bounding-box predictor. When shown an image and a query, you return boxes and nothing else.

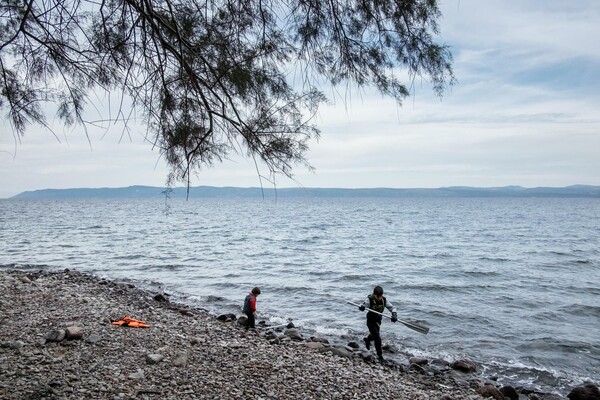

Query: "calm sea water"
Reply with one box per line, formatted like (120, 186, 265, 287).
(1, 197, 599, 395)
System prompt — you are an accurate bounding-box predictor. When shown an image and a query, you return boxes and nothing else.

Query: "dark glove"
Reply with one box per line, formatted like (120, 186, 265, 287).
(391, 312, 398, 322)
(359, 305, 366, 311)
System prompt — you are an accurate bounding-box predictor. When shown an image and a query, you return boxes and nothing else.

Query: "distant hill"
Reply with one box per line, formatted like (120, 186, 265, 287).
(9, 184, 600, 199)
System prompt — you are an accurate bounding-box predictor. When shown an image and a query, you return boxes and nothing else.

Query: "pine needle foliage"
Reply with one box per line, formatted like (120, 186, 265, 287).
(0, 0, 454, 184)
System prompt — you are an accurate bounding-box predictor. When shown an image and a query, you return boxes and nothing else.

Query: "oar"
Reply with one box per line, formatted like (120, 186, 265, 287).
(264, 321, 295, 329)
(347, 301, 430, 335)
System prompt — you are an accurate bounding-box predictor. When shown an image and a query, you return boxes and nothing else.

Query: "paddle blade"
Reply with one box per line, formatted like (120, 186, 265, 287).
(398, 319, 429, 335)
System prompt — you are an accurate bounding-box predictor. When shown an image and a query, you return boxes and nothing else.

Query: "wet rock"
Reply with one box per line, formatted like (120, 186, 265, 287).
(153, 293, 168, 302)
(381, 343, 398, 353)
(347, 341, 360, 349)
(319, 346, 352, 359)
(283, 329, 303, 341)
(409, 357, 428, 366)
(305, 341, 325, 349)
(179, 309, 194, 317)
(309, 336, 329, 344)
(450, 359, 477, 373)
(431, 358, 450, 367)
(237, 315, 249, 326)
(499, 385, 519, 400)
(217, 313, 236, 322)
(477, 384, 503, 400)
(568, 383, 600, 400)
(409, 362, 427, 373)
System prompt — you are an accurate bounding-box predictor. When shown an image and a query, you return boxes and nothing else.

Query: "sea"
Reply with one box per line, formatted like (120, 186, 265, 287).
(1, 196, 598, 395)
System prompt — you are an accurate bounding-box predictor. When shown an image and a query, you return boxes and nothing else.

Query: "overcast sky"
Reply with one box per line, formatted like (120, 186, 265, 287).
(1, 0, 599, 198)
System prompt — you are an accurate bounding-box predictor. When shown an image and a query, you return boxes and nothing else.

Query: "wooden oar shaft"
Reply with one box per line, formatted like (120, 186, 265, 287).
(347, 301, 430, 335)
(347, 301, 391, 319)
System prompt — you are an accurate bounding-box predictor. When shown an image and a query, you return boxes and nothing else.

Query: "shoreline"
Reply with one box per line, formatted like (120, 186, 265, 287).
(0, 269, 594, 399)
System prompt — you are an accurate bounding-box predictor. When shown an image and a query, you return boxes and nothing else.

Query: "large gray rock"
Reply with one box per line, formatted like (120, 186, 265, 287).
(477, 384, 503, 400)
(568, 383, 600, 400)
(216, 313, 236, 322)
(318, 346, 352, 359)
(450, 359, 477, 373)
(409, 357, 428, 366)
(283, 329, 303, 341)
(499, 385, 519, 400)
(305, 341, 325, 349)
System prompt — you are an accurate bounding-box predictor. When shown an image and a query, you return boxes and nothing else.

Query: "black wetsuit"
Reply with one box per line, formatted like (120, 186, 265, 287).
(365, 294, 387, 357)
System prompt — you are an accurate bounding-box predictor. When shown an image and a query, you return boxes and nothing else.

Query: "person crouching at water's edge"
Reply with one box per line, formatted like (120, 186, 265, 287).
(359, 285, 397, 363)
(243, 287, 261, 329)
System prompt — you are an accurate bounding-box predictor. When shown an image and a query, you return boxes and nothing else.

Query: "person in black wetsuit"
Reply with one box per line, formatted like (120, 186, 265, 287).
(358, 285, 397, 363)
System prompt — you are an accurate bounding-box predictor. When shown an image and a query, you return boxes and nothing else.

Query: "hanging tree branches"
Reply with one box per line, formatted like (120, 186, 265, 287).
(0, 0, 454, 185)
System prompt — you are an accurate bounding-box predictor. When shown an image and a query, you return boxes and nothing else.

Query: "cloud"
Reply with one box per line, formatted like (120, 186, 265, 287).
(1, 0, 599, 197)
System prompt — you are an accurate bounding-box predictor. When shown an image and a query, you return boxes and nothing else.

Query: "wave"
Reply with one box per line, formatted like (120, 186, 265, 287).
(478, 256, 512, 262)
(516, 338, 597, 354)
(559, 303, 600, 318)
(111, 254, 146, 260)
(1, 263, 53, 271)
(78, 225, 103, 230)
(205, 295, 228, 303)
(402, 283, 498, 293)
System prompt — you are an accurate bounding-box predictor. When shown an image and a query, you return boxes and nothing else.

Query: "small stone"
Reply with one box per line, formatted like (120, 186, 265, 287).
(0, 341, 24, 350)
(65, 326, 83, 340)
(172, 352, 187, 367)
(44, 329, 66, 343)
(128, 369, 145, 380)
(146, 354, 164, 364)
(85, 334, 102, 344)
(154, 293, 168, 302)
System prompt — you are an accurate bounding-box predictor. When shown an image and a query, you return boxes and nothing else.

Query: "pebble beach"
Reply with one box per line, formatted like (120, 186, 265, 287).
(0, 269, 596, 400)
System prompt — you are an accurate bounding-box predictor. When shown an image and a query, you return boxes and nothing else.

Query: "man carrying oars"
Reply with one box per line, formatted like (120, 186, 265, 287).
(356, 285, 398, 363)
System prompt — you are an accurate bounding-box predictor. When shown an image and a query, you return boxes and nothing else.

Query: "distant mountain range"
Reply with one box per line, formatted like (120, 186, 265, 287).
(8, 184, 600, 199)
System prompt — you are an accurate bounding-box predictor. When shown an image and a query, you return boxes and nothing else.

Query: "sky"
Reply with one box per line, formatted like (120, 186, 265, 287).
(1, 0, 599, 198)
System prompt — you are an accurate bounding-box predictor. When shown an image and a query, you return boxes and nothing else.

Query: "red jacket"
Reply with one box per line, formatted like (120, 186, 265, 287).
(243, 292, 257, 314)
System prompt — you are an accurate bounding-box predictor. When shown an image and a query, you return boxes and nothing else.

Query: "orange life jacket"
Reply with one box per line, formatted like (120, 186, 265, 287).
(111, 316, 150, 328)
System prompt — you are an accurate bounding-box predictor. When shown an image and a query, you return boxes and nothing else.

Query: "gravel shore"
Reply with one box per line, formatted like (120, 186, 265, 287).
(0, 269, 586, 400)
